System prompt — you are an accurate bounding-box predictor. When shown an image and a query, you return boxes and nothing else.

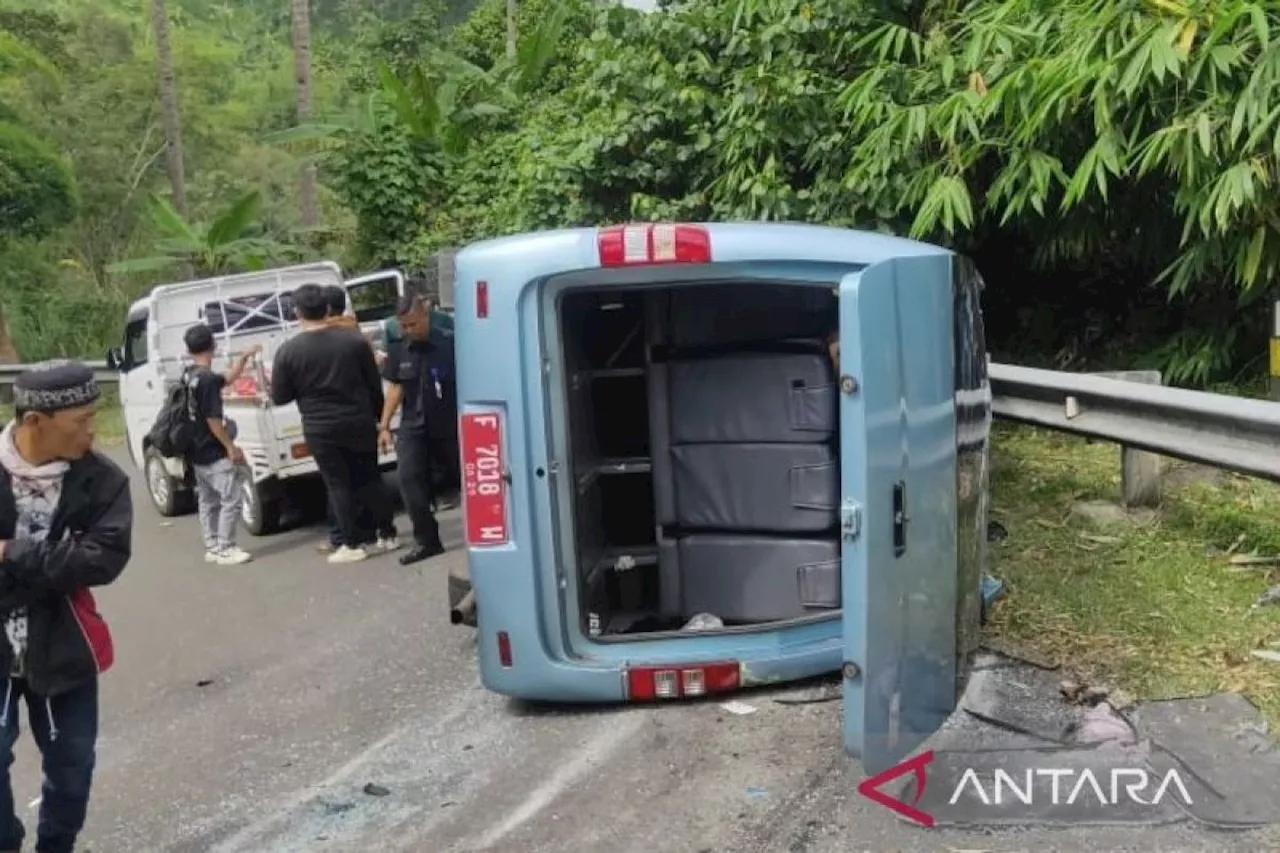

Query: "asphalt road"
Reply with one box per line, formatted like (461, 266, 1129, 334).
(8, 447, 1271, 852)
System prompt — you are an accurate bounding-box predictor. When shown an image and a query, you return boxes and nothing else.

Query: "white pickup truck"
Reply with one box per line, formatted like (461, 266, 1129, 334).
(106, 263, 405, 535)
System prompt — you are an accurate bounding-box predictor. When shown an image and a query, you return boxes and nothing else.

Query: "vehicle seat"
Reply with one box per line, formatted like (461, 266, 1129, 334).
(648, 347, 842, 624)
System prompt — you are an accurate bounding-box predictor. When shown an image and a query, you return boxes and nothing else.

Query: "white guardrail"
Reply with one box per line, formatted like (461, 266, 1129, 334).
(0, 360, 1277, 485)
(0, 360, 114, 386)
(988, 363, 1280, 483)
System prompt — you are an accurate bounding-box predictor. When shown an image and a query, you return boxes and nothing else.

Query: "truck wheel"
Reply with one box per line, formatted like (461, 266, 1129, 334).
(240, 475, 283, 536)
(144, 449, 192, 517)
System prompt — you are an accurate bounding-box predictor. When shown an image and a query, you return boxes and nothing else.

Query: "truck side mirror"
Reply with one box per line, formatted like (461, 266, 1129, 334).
(105, 348, 122, 370)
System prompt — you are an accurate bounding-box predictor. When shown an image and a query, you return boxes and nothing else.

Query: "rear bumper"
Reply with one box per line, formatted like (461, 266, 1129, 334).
(476, 615, 844, 703)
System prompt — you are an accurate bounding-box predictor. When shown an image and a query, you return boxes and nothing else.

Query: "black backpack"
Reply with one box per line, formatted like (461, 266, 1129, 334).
(147, 371, 199, 458)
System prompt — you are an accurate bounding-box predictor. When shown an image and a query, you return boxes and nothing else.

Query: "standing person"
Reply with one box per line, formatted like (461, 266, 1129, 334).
(378, 295, 451, 565)
(183, 324, 260, 566)
(271, 283, 397, 564)
(314, 284, 374, 555)
(0, 361, 131, 853)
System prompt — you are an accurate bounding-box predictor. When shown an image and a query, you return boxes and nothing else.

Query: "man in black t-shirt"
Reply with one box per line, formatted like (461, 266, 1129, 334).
(377, 295, 451, 565)
(271, 283, 397, 564)
(182, 324, 260, 566)
(315, 284, 380, 554)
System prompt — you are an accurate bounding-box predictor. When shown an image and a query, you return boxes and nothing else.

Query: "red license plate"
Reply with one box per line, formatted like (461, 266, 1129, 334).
(460, 412, 509, 546)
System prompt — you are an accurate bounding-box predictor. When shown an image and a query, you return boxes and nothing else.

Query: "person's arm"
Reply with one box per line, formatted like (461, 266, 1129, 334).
(376, 343, 401, 452)
(0, 477, 131, 593)
(378, 384, 403, 453)
(270, 345, 295, 406)
(223, 344, 262, 385)
(379, 383, 403, 433)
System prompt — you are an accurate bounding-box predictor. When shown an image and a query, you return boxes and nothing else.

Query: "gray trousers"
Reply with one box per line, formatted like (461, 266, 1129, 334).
(193, 457, 244, 552)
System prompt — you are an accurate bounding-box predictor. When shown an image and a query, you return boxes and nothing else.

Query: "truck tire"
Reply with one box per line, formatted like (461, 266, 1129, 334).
(144, 448, 194, 517)
(448, 561, 476, 627)
(240, 474, 283, 537)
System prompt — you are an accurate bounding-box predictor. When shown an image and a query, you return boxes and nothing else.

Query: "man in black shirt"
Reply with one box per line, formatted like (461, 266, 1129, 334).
(271, 284, 397, 564)
(183, 324, 260, 566)
(378, 295, 451, 565)
(314, 285, 375, 555)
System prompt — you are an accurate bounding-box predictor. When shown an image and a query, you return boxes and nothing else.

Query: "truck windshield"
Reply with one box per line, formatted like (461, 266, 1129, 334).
(348, 277, 399, 323)
(123, 317, 147, 370)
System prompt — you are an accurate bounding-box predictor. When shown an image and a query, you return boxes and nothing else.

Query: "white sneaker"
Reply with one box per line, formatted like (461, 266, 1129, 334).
(327, 545, 369, 564)
(215, 547, 253, 566)
(374, 537, 401, 554)
(204, 550, 220, 563)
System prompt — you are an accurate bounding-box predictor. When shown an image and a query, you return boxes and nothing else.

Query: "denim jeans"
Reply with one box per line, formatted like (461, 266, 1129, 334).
(0, 677, 97, 853)
(193, 457, 244, 553)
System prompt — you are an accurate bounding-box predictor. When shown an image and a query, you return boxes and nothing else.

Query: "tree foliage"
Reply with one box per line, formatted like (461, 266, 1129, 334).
(108, 190, 299, 275)
(0, 28, 76, 241)
(316, 0, 1280, 386)
(2, 0, 1279, 384)
(0, 0, 346, 359)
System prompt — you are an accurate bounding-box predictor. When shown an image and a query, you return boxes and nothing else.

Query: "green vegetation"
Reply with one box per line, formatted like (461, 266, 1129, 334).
(0, 0, 480, 361)
(1, 0, 1278, 385)
(989, 424, 1280, 721)
(315, 0, 1280, 388)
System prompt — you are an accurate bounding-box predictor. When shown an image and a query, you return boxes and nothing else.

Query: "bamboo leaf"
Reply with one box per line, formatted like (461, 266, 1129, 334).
(1177, 19, 1197, 57)
(1196, 112, 1212, 156)
(1242, 226, 1266, 286)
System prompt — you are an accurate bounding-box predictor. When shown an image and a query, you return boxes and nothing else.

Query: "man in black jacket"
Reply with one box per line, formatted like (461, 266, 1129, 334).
(378, 295, 451, 565)
(0, 361, 131, 853)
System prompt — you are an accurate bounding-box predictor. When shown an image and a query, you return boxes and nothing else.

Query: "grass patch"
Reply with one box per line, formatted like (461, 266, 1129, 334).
(0, 388, 126, 447)
(987, 423, 1280, 722)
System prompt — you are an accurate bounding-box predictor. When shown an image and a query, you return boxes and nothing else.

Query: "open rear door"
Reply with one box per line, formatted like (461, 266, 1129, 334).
(838, 258, 959, 776)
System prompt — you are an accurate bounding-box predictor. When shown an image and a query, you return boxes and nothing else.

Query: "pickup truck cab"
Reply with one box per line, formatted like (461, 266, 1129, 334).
(109, 263, 404, 533)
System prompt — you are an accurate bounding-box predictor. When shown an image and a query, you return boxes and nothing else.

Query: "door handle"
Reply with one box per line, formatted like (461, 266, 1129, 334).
(892, 481, 908, 557)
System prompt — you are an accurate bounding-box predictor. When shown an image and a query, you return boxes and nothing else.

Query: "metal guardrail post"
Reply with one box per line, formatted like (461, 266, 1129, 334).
(1271, 301, 1280, 402)
(1092, 370, 1163, 508)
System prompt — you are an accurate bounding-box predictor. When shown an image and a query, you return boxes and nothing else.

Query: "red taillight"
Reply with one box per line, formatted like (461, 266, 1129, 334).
(497, 631, 513, 668)
(626, 662, 740, 701)
(476, 280, 489, 319)
(598, 223, 712, 267)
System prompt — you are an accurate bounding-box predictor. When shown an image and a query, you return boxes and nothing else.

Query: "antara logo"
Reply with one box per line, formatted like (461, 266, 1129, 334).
(857, 750, 1195, 828)
(857, 750, 936, 827)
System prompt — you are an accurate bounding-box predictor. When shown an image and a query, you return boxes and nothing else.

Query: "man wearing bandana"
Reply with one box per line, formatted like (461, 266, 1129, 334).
(0, 360, 131, 853)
